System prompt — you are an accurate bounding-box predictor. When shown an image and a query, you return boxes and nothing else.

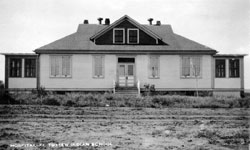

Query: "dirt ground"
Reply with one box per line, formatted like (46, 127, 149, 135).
(0, 105, 249, 150)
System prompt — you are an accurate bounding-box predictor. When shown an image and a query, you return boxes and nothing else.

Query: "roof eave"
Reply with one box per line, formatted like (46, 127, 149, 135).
(34, 49, 217, 55)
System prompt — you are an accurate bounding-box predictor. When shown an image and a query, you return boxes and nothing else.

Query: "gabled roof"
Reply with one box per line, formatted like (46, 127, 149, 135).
(90, 15, 162, 41)
(35, 16, 217, 54)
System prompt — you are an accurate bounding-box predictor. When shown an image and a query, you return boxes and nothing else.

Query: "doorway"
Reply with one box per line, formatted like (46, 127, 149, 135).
(117, 57, 135, 87)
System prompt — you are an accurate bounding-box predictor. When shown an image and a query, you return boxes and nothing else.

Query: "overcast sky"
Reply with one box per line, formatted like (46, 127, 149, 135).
(0, 0, 249, 88)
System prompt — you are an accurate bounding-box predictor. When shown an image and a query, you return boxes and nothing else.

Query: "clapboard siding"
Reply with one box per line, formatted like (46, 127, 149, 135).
(136, 55, 213, 89)
(39, 54, 116, 89)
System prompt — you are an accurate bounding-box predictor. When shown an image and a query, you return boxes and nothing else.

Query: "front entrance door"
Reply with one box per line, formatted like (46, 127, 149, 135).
(118, 64, 135, 87)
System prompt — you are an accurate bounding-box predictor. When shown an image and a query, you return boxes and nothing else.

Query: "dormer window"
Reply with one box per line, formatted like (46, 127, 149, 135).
(128, 29, 139, 44)
(113, 28, 125, 44)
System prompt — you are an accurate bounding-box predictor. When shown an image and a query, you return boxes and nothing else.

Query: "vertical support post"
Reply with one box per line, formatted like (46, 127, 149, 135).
(21, 58, 24, 78)
(137, 80, 140, 97)
(36, 54, 40, 90)
(113, 80, 116, 94)
(5, 56, 9, 90)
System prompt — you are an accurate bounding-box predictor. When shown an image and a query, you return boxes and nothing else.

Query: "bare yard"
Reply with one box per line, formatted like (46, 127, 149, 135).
(0, 105, 249, 150)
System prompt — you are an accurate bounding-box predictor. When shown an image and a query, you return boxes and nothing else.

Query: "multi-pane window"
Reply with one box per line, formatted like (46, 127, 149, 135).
(215, 59, 226, 78)
(113, 29, 124, 44)
(93, 56, 104, 78)
(181, 56, 201, 77)
(50, 56, 71, 77)
(149, 56, 159, 78)
(229, 59, 240, 77)
(128, 29, 139, 44)
(25, 59, 36, 77)
(10, 58, 22, 77)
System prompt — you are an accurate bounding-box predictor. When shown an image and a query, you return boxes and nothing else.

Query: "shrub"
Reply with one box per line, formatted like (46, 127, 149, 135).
(65, 100, 76, 107)
(0, 93, 17, 104)
(143, 83, 155, 96)
(238, 98, 249, 108)
(1, 91, 248, 108)
(42, 95, 61, 106)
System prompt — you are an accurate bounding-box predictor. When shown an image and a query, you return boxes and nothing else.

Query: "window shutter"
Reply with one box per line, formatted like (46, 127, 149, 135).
(93, 56, 104, 77)
(101, 56, 104, 77)
(66, 56, 71, 76)
(55, 56, 61, 76)
(150, 56, 159, 78)
(191, 57, 200, 77)
(182, 57, 190, 76)
(62, 56, 71, 76)
(62, 56, 66, 76)
(195, 57, 201, 76)
(51, 56, 56, 76)
(94, 56, 98, 76)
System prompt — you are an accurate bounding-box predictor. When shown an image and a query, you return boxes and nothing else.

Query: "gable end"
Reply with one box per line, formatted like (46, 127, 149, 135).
(91, 15, 167, 45)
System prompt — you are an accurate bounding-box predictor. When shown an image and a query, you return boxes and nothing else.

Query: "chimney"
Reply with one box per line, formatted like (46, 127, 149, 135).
(156, 21, 161, 26)
(97, 17, 103, 24)
(105, 18, 110, 25)
(83, 20, 89, 24)
(148, 18, 153, 25)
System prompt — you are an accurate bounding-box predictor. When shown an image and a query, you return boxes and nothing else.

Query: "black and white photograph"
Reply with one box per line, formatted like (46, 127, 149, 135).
(0, 0, 249, 149)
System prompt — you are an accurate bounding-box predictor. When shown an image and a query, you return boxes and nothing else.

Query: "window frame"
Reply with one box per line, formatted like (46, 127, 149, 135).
(127, 28, 139, 44)
(9, 58, 22, 78)
(113, 28, 125, 44)
(24, 58, 36, 78)
(50, 55, 72, 78)
(93, 55, 105, 79)
(149, 55, 160, 79)
(215, 59, 226, 78)
(181, 56, 202, 78)
(229, 59, 240, 78)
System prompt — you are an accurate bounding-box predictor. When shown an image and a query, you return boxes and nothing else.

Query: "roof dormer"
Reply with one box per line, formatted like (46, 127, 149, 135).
(90, 15, 167, 45)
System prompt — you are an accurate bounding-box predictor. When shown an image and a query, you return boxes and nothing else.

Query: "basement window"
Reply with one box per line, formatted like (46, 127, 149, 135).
(113, 28, 125, 44)
(128, 29, 139, 44)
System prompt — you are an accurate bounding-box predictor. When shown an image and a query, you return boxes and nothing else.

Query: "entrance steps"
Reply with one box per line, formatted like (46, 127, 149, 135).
(115, 87, 139, 96)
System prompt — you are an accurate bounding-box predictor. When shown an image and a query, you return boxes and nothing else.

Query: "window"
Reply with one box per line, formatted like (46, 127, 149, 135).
(229, 59, 239, 77)
(215, 59, 226, 78)
(181, 56, 201, 77)
(93, 56, 104, 78)
(25, 59, 36, 77)
(10, 58, 22, 77)
(149, 56, 159, 78)
(113, 28, 125, 44)
(128, 29, 139, 44)
(50, 56, 71, 77)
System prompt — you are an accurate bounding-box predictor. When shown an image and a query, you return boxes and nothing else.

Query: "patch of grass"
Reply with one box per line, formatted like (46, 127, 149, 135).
(196, 129, 249, 146)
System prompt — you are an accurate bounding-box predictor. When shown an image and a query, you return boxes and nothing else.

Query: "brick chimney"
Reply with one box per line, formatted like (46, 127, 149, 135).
(156, 21, 161, 26)
(83, 20, 89, 24)
(105, 18, 110, 25)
